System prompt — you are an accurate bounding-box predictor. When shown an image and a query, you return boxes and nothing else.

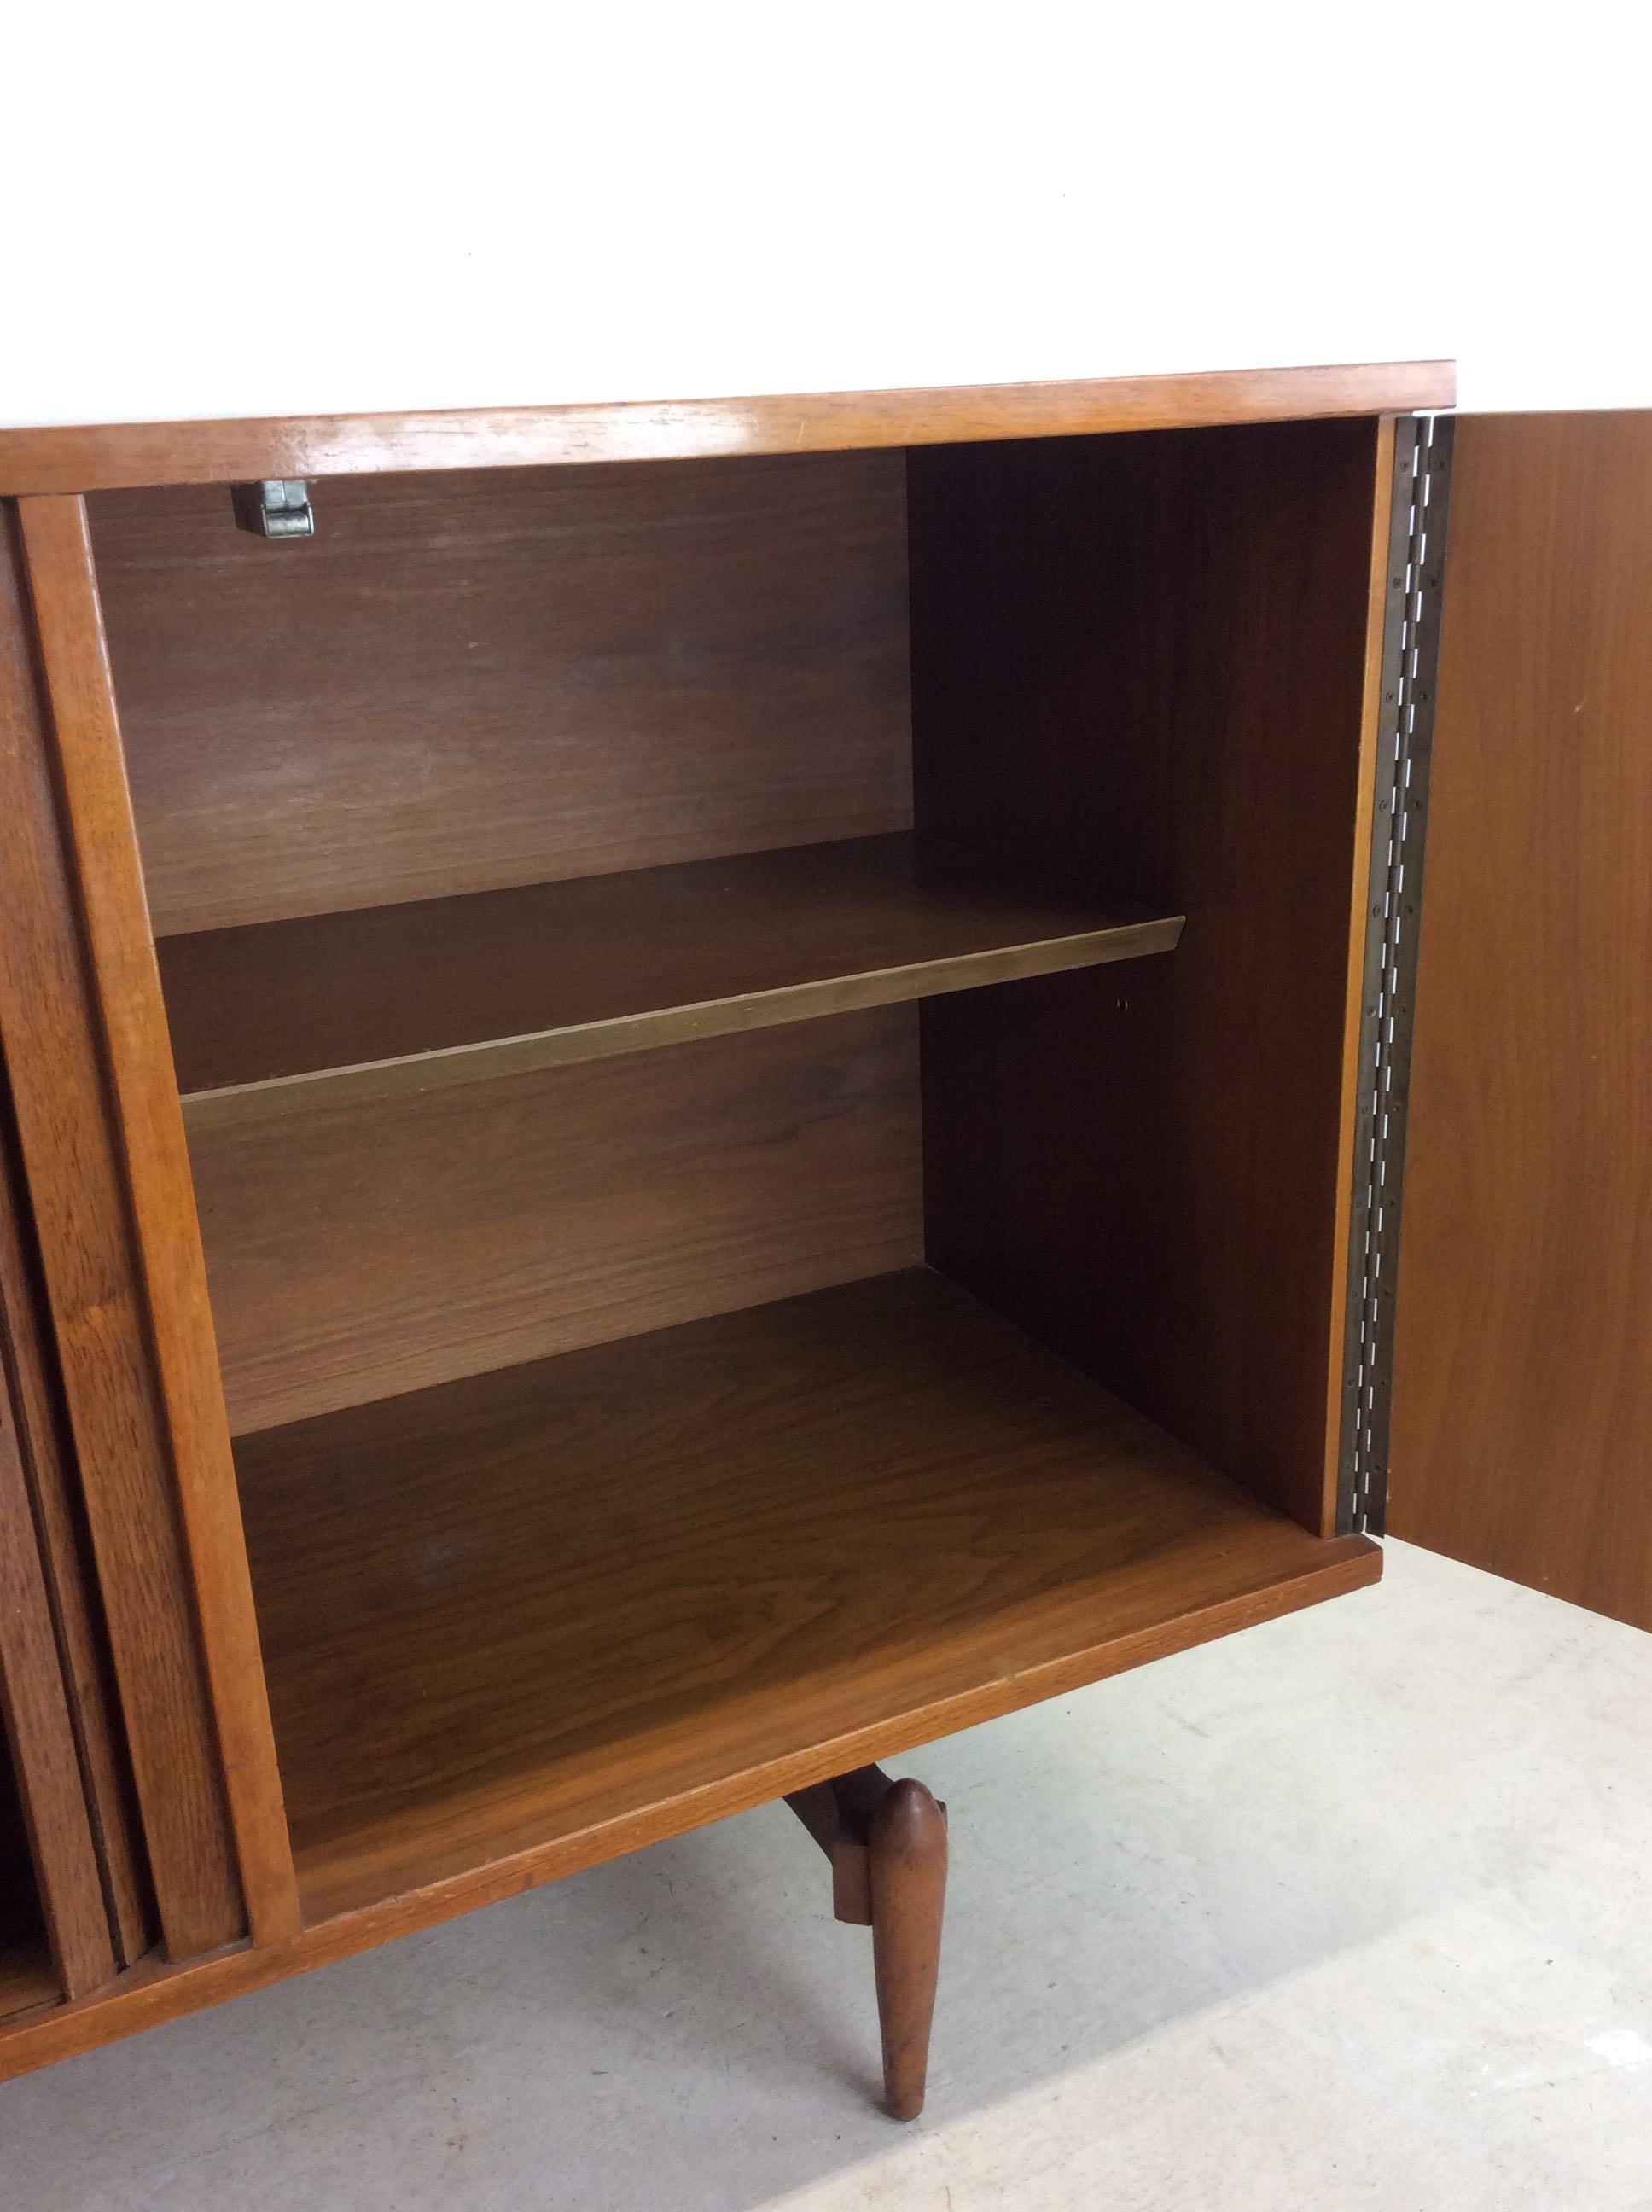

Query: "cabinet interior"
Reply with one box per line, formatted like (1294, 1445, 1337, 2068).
(87, 414, 1382, 1924)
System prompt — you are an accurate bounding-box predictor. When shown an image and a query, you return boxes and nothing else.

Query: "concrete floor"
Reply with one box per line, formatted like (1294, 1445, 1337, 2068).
(4, 1538, 1649, 2211)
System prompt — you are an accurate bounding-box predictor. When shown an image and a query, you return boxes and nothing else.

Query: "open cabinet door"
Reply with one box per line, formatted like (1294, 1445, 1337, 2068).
(1389, 411, 1652, 1631)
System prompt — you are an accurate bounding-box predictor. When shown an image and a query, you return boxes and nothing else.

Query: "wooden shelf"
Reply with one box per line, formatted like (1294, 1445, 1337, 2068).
(234, 1268, 1379, 1925)
(158, 835, 1183, 1128)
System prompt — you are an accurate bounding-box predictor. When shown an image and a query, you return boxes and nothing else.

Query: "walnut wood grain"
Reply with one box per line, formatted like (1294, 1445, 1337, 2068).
(869, 1778, 948, 2120)
(911, 416, 1389, 1535)
(0, 1300, 115, 1998)
(0, 505, 247, 1959)
(0, 382, 1416, 2086)
(91, 453, 912, 934)
(785, 1778, 875, 1925)
(0, 1465, 1375, 2081)
(224, 1267, 1379, 1925)
(785, 1765, 949, 2116)
(191, 1007, 923, 1435)
(0, 1104, 150, 1965)
(1390, 413, 1652, 1629)
(14, 497, 300, 1947)
(1, 364, 1454, 497)
(785, 1763, 942, 1929)
(160, 834, 1182, 1127)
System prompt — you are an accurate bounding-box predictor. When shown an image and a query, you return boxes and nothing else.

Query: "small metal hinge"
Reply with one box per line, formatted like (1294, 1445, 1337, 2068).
(231, 480, 315, 540)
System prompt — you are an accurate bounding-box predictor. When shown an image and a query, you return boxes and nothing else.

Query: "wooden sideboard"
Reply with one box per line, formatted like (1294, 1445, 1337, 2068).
(0, 358, 1452, 2105)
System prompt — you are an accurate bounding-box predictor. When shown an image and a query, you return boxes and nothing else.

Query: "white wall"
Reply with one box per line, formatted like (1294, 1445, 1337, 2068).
(3, 1, 1645, 428)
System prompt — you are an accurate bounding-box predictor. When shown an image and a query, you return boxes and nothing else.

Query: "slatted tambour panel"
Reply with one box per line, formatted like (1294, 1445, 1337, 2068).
(0, 1099, 150, 1970)
(0, 503, 262, 1956)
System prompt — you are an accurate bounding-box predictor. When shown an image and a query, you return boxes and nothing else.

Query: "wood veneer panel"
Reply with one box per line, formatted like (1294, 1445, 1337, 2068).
(224, 1268, 1380, 1924)
(3, 1508, 1380, 2079)
(0, 506, 250, 1957)
(911, 416, 1387, 1534)
(14, 497, 300, 1947)
(160, 833, 1183, 1126)
(90, 452, 912, 934)
(0, 1107, 150, 1965)
(0, 1302, 116, 1997)
(1, 364, 1455, 496)
(1390, 413, 1652, 1629)
(192, 1007, 923, 1435)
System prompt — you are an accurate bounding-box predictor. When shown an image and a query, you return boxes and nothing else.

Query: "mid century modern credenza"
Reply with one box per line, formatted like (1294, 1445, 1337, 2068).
(0, 360, 1454, 2114)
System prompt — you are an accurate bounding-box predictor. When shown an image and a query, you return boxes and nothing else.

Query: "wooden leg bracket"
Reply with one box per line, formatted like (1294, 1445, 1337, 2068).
(785, 1764, 948, 2120)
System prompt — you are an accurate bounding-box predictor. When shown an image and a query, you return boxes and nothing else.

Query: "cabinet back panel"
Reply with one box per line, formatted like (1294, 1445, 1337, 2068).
(191, 1008, 922, 1435)
(88, 452, 912, 934)
(912, 417, 1382, 1534)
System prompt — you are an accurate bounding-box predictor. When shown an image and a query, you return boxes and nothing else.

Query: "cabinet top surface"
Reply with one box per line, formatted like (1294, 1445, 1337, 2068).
(0, 361, 1454, 497)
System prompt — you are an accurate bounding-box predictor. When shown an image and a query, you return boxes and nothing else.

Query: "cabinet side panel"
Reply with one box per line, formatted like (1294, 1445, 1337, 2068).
(912, 418, 1383, 1534)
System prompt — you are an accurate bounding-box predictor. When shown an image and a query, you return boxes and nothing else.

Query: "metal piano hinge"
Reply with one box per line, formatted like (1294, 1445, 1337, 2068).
(1336, 411, 1455, 1536)
(231, 480, 315, 540)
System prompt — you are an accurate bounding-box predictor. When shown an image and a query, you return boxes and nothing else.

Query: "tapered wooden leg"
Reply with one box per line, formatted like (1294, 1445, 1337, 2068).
(784, 1764, 948, 2120)
(867, 1778, 947, 2119)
